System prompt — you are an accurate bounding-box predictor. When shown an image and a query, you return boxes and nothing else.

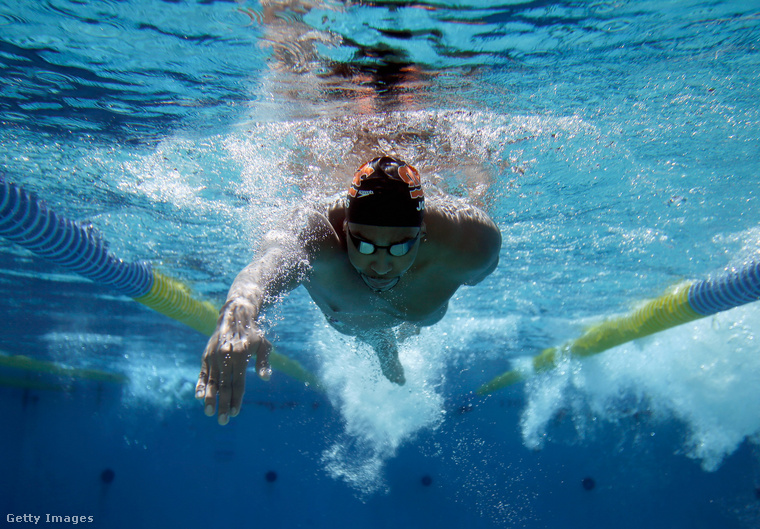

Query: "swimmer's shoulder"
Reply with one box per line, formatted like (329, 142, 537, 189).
(282, 193, 344, 233)
(425, 194, 498, 240)
(291, 193, 346, 255)
(322, 192, 347, 233)
(424, 195, 501, 283)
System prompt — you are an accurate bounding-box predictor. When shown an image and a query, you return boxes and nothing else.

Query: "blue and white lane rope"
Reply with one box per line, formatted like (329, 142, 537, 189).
(0, 177, 152, 298)
(0, 176, 321, 388)
(477, 262, 760, 395)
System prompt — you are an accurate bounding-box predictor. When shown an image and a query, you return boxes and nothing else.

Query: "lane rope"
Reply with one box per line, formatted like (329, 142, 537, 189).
(0, 176, 320, 389)
(477, 263, 760, 395)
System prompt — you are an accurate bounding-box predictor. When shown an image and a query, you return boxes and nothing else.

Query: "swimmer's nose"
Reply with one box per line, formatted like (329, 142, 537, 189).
(370, 256, 392, 275)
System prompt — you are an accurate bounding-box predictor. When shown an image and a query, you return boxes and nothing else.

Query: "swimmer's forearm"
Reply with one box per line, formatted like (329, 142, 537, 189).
(226, 246, 305, 315)
(223, 208, 326, 318)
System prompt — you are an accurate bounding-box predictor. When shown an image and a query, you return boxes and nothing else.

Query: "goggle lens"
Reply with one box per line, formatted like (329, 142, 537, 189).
(349, 230, 418, 257)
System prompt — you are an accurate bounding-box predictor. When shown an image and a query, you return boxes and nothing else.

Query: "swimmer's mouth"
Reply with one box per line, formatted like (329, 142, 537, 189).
(360, 274, 400, 292)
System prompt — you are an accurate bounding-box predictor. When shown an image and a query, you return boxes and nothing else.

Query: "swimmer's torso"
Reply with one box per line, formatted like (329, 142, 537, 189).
(300, 202, 460, 333)
(292, 195, 498, 336)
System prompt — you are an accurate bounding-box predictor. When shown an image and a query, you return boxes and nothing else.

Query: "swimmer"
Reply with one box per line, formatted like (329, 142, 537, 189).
(196, 156, 501, 425)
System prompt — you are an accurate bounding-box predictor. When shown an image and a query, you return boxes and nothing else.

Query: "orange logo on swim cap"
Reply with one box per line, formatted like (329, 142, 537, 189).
(348, 159, 423, 201)
(399, 164, 423, 200)
(398, 165, 421, 187)
(348, 162, 375, 198)
(352, 163, 375, 186)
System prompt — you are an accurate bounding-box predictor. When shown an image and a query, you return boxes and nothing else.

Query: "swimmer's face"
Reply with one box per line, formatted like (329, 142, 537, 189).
(345, 222, 423, 292)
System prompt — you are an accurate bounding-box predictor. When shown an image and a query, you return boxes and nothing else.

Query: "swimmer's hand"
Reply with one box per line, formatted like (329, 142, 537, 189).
(195, 298, 272, 425)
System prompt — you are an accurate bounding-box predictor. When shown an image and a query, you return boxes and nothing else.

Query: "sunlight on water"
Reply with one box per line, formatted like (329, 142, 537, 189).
(520, 302, 760, 472)
(2, 1, 760, 526)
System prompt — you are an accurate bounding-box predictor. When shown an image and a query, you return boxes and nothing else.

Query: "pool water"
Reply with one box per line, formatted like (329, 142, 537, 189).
(1, 1, 760, 528)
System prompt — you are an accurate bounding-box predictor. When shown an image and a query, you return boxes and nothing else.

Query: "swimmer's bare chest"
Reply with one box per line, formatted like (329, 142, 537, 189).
(303, 257, 455, 332)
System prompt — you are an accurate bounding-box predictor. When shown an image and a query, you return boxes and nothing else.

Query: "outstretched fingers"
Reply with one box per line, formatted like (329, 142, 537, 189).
(196, 336, 219, 416)
(200, 339, 255, 425)
(229, 342, 254, 418)
(215, 342, 236, 425)
(197, 299, 273, 425)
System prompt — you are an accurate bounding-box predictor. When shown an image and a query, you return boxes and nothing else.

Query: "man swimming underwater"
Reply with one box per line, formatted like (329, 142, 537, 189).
(196, 156, 501, 424)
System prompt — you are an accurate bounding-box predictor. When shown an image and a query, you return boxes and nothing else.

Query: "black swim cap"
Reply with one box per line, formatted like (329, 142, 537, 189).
(346, 156, 425, 227)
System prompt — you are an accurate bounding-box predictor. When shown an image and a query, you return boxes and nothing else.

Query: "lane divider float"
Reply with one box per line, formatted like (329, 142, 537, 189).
(477, 262, 760, 395)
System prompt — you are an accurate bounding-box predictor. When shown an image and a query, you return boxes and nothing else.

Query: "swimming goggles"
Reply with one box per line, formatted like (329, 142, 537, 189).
(347, 228, 420, 257)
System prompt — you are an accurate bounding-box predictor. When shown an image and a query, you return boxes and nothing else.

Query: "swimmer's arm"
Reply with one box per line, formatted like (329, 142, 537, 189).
(227, 208, 338, 306)
(197, 210, 336, 425)
(360, 329, 406, 385)
(449, 209, 502, 286)
(464, 221, 501, 285)
(226, 234, 308, 312)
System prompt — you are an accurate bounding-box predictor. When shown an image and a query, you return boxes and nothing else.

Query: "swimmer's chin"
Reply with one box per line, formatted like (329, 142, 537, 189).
(360, 274, 400, 292)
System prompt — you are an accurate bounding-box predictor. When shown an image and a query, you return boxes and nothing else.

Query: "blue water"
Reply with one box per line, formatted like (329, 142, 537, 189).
(2, 0, 760, 527)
